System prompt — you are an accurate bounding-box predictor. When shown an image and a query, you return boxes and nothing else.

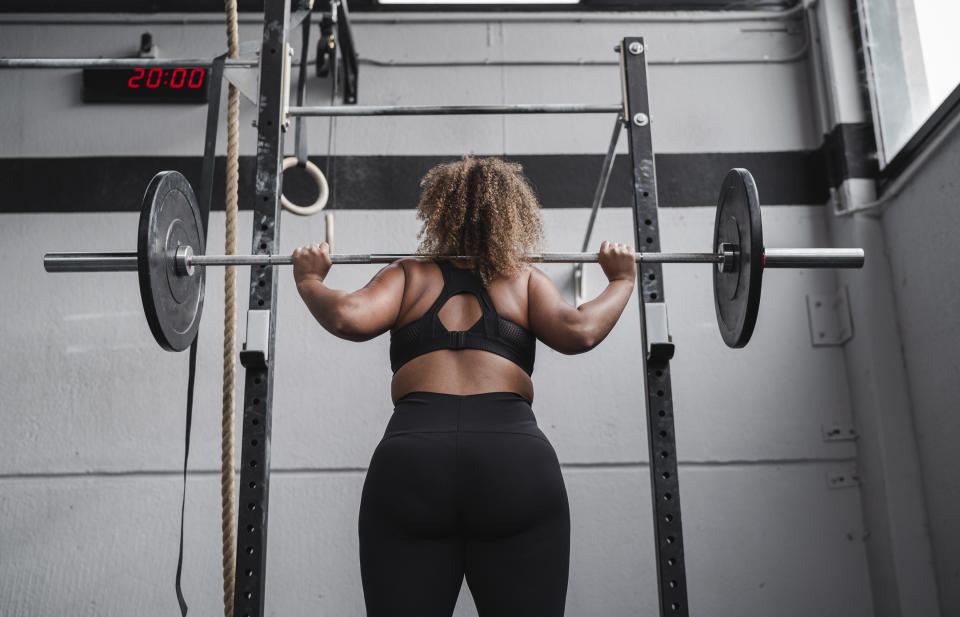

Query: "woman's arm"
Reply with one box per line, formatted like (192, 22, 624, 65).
(527, 241, 636, 354)
(293, 243, 406, 342)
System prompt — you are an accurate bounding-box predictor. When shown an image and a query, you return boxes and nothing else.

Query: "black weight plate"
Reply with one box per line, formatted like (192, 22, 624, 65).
(712, 168, 764, 348)
(137, 171, 205, 352)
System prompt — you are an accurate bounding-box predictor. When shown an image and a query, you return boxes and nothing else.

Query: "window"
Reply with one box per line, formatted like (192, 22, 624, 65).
(857, 0, 960, 171)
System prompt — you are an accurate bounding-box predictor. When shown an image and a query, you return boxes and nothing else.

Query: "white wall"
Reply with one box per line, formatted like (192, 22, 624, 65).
(878, 122, 960, 617)
(0, 9, 877, 617)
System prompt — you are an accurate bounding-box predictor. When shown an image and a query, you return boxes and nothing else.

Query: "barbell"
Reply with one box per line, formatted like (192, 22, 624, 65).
(43, 168, 864, 352)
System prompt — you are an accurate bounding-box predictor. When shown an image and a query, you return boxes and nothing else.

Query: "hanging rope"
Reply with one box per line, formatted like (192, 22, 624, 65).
(221, 0, 240, 615)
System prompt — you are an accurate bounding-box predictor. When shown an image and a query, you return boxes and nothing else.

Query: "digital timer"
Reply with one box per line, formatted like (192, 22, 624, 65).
(82, 67, 209, 104)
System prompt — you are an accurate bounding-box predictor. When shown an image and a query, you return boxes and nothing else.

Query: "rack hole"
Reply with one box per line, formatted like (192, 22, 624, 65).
(646, 237, 654, 244)
(246, 545, 255, 554)
(669, 580, 678, 589)
(648, 273, 656, 281)
(655, 369, 663, 377)
(249, 459, 258, 468)
(245, 569, 254, 577)
(251, 439, 259, 447)
(651, 293, 658, 300)
(659, 430, 667, 438)
(644, 218, 652, 226)
(665, 514, 674, 523)
(666, 535, 675, 544)
(656, 390, 664, 397)
(658, 410, 665, 417)
(660, 450, 669, 459)
(247, 502, 257, 511)
(662, 471, 671, 480)
(671, 602, 681, 611)
(258, 299, 264, 306)
(663, 492, 673, 501)
(249, 481, 257, 489)
(667, 558, 676, 566)
(253, 398, 260, 405)
(247, 525, 255, 533)
(252, 418, 259, 426)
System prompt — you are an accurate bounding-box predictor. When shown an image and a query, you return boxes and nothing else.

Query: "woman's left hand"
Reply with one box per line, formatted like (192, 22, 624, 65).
(293, 242, 332, 286)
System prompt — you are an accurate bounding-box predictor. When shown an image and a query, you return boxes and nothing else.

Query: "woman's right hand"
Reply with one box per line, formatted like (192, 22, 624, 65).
(598, 241, 637, 283)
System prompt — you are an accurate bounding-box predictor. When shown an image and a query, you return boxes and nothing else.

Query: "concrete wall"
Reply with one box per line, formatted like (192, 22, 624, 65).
(0, 8, 877, 617)
(877, 120, 960, 617)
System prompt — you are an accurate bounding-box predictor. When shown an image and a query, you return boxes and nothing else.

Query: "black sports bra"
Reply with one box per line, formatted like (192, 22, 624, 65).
(389, 260, 536, 375)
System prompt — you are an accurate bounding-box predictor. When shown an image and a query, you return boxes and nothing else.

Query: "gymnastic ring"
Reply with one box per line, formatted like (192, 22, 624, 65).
(280, 157, 329, 216)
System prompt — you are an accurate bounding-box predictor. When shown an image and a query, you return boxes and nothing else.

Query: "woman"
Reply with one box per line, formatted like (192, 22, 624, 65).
(292, 156, 636, 617)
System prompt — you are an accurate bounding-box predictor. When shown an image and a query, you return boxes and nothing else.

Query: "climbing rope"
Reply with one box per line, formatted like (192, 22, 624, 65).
(221, 0, 240, 615)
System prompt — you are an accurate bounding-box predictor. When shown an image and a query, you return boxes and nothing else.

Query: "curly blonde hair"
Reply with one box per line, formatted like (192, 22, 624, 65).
(414, 155, 545, 286)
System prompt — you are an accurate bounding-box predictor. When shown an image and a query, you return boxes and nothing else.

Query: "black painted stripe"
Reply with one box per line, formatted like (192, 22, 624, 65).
(0, 149, 836, 213)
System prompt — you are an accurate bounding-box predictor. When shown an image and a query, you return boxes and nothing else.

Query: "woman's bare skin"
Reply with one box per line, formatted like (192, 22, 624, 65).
(293, 241, 637, 405)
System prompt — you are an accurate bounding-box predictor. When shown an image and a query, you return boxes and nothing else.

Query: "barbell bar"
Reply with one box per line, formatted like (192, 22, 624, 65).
(43, 247, 863, 272)
(40, 169, 865, 352)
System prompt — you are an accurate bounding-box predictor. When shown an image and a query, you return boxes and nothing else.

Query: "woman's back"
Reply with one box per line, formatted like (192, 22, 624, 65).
(390, 258, 535, 404)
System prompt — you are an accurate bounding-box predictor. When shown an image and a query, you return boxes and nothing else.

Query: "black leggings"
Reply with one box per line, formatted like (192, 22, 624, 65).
(359, 391, 570, 617)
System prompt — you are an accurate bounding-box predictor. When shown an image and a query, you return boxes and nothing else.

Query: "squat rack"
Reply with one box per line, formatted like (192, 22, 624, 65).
(229, 3, 685, 612)
(6, 3, 686, 616)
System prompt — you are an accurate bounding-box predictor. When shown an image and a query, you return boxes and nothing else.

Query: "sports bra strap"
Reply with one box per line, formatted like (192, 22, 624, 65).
(427, 260, 499, 338)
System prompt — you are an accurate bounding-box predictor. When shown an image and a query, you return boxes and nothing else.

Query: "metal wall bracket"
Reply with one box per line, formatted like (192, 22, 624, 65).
(822, 421, 858, 442)
(827, 466, 862, 489)
(806, 286, 853, 346)
(224, 57, 260, 105)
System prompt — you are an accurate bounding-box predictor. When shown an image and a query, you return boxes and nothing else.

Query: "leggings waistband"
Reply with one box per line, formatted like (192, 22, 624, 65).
(385, 391, 541, 437)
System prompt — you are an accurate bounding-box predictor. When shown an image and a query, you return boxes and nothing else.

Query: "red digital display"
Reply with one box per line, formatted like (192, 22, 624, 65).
(126, 67, 206, 90)
(83, 67, 209, 104)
